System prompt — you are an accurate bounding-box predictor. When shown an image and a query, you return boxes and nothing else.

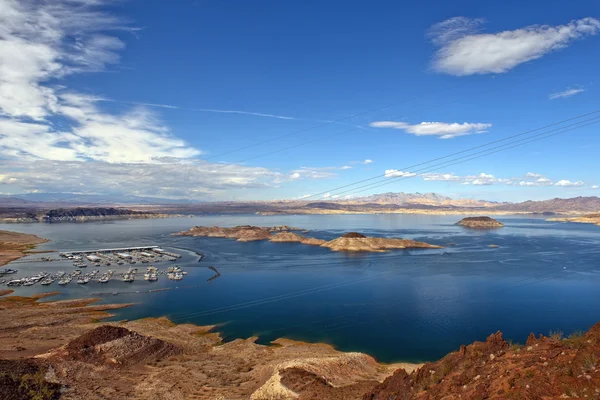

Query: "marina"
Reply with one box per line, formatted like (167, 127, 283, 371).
(2, 245, 187, 288)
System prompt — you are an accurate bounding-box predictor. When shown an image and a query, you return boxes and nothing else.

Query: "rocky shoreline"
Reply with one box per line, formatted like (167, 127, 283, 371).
(0, 292, 419, 400)
(2, 291, 598, 399)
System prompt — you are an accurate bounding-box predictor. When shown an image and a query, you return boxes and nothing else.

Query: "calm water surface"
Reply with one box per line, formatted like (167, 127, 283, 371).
(2, 214, 599, 363)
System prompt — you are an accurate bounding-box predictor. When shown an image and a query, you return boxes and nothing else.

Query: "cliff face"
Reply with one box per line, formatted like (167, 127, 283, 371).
(364, 325, 600, 400)
(457, 216, 504, 229)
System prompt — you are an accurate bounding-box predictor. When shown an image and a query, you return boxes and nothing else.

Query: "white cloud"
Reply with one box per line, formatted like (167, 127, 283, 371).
(323, 192, 331, 199)
(592, 185, 599, 189)
(555, 179, 584, 187)
(298, 193, 312, 199)
(370, 121, 491, 139)
(0, 0, 201, 165)
(363, 159, 373, 164)
(423, 173, 462, 182)
(396, 170, 586, 190)
(385, 169, 416, 178)
(0, 159, 286, 200)
(526, 172, 543, 178)
(549, 88, 585, 100)
(290, 165, 354, 180)
(429, 17, 600, 75)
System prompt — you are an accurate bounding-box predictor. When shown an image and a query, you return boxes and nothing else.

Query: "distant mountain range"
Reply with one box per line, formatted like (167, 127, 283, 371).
(346, 192, 505, 208)
(1, 192, 599, 215)
(494, 196, 600, 213)
(0, 193, 194, 205)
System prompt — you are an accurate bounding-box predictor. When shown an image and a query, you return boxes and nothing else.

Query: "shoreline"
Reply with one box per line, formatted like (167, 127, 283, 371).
(0, 291, 421, 399)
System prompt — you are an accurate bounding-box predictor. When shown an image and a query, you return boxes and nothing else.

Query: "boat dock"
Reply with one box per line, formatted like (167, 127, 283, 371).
(59, 246, 160, 257)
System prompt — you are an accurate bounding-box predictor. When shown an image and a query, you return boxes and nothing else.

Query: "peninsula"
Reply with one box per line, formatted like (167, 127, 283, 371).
(0, 230, 48, 267)
(456, 216, 504, 229)
(175, 226, 442, 252)
(547, 213, 600, 226)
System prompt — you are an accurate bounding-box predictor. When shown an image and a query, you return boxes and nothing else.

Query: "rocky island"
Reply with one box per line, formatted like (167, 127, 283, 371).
(456, 216, 504, 229)
(175, 226, 442, 252)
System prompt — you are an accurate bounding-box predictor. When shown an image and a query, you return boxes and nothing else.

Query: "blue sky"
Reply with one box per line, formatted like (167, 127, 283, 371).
(0, 0, 599, 202)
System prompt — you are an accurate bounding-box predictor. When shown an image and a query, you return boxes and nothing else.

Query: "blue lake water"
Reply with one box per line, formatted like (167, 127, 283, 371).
(2, 214, 599, 363)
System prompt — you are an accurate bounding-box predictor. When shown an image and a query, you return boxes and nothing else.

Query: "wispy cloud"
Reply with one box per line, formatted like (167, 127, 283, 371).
(549, 87, 585, 100)
(363, 159, 373, 164)
(289, 164, 354, 180)
(428, 17, 600, 75)
(0, 159, 286, 200)
(370, 121, 491, 139)
(128, 102, 298, 120)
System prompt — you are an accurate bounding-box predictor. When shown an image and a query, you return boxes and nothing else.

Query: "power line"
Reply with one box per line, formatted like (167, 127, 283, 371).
(301, 109, 600, 200)
(329, 116, 600, 198)
(95, 74, 539, 198)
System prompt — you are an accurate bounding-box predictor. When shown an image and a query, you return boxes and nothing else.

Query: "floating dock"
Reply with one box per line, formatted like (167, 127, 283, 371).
(60, 246, 160, 257)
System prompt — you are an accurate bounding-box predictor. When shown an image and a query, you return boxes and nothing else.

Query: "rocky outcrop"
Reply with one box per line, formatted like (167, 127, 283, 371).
(457, 216, 504, 229)
(177, 226, 441, 252)
(62, 325, 182, 365)
(364, 325, 600, 400)
(0, 359, 61, 400)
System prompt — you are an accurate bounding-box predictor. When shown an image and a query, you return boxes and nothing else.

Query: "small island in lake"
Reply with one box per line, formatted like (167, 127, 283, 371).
(175, 226, 442, 252)
(456, 216, 504, 229)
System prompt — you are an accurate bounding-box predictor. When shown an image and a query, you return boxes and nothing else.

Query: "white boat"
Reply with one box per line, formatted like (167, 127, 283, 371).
(77, 277, 90, 284)
(40, 279, 54, 286)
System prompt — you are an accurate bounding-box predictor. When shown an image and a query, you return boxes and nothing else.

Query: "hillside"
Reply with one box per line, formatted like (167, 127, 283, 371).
(0, 207, 167, 223)
(494, 196, 600, 213)
(364, 325, 600, 400)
